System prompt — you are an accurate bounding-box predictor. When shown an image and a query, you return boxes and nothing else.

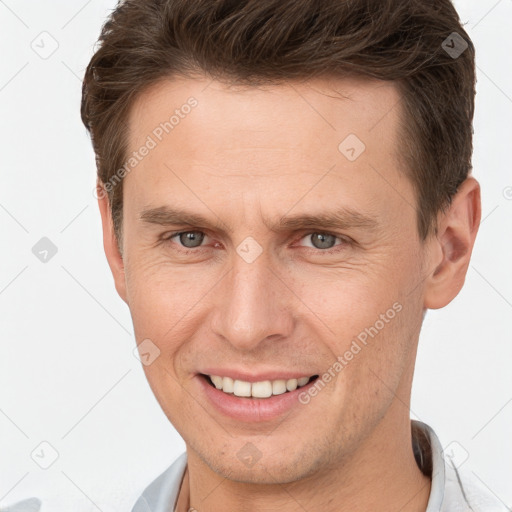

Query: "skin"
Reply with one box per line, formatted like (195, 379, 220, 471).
(98, 75, 480, 511)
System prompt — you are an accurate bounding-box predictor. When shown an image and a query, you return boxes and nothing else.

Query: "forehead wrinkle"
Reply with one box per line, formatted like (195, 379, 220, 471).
(139, 203, 379, 237)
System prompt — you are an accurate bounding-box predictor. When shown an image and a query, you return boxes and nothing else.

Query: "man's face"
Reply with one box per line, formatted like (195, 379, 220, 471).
(115, 76, 431, 483)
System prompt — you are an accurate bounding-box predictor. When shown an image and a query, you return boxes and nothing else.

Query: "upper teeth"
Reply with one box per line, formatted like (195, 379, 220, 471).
(209, 375, 311, 398)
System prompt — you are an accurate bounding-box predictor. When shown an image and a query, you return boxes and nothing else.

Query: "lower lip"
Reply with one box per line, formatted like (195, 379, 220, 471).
(197, 374, 317, 423)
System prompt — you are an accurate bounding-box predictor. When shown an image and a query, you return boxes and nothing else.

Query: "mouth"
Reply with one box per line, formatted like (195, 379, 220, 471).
(200, 373, 319, 399)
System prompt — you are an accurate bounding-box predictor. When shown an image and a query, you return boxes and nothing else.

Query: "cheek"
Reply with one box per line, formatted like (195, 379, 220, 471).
(125, 259, 226, 402)
(294, 256, 421, 389)
(125, 251, 213, 335)
(290, 265, 401, 336)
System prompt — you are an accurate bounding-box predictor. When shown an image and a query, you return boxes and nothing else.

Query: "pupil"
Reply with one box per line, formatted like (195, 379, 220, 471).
(312, 233, 335, 249)
(180, 231, 204, 248)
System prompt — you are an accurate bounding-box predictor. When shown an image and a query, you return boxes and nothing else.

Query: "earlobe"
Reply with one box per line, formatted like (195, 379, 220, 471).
(97, 181, 128, 304)
(423, 177, 481, 310)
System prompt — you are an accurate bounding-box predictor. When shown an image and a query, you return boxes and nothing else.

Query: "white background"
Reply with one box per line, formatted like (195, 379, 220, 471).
(0, 1, 511, 510)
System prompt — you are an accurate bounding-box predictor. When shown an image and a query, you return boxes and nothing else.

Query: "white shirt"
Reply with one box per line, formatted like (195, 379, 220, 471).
(130, 421, 508, 512)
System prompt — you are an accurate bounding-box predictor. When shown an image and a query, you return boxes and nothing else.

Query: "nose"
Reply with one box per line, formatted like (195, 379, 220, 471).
(209, 250, 295, 352)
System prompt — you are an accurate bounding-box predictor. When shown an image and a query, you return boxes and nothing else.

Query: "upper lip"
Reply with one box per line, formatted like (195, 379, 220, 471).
(198, 369, 317, 383)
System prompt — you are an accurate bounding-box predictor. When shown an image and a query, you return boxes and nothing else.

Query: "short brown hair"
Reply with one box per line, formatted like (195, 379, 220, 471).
(81, 0, 475, 245)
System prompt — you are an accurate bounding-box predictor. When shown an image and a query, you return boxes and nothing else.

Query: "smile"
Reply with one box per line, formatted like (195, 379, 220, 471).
(203, 374, 319, 398)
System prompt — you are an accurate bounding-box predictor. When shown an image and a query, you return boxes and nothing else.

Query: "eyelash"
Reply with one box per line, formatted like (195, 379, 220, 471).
(161, 230, 352, 255)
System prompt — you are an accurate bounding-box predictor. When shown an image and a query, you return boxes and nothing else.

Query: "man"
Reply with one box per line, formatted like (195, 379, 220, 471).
(81, 0, 505, 510)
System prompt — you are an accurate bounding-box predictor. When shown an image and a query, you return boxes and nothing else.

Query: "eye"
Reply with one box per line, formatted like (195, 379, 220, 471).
(162, 230, 350, 254)
(167, 230, 208, 249)
(298, 232, 346, 250)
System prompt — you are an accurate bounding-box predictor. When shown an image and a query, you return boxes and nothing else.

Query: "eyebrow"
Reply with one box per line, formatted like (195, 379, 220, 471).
(139, 205, 379, 234)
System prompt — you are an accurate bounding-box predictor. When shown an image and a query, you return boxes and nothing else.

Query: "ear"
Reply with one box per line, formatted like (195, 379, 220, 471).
(97, 181, 128, 304)
(423, 177, 481, 309)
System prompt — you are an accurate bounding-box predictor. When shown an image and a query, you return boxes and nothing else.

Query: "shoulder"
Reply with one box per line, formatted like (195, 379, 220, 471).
(442, 463, 508, 512)
(130, 452, 188, 512)
(415, 421, 507, 512)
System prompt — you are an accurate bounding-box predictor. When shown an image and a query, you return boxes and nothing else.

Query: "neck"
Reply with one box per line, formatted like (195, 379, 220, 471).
(175, 412, 431, 512)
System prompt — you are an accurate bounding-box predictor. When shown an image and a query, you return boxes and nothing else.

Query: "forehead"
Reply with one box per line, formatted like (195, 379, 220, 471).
(123, 75, 411, 230)
(127, 75, 402, 159)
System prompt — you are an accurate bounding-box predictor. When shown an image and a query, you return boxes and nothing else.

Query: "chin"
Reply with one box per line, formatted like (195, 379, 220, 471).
(195, 439, 329, 485)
